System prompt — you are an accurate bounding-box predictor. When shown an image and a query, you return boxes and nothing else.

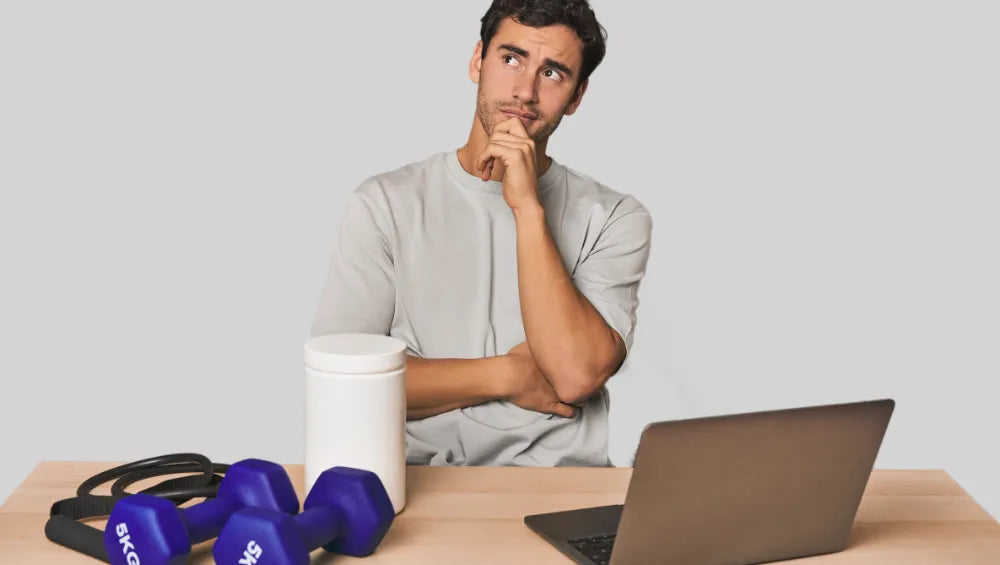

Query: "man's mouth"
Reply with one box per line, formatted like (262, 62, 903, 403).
(501, 108, 538, 119)
(501, 110, 538, 126)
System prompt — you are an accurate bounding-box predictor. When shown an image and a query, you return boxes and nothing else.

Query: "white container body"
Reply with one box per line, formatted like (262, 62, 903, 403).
(304, 363, 407, 514)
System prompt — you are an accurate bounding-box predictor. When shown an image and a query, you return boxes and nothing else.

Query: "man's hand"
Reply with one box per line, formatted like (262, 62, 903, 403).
(503, 341, 578, 418)
(475, 116, 541, 212)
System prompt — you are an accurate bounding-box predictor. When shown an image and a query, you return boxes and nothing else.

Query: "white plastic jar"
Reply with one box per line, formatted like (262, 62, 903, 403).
(304, 333, 407, 514)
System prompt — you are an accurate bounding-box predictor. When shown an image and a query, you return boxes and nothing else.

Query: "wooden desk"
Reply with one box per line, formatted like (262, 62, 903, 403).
(1, 463, 998, 564)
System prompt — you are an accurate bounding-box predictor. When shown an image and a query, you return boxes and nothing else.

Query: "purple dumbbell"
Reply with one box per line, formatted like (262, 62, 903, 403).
(103, 459, 299, 565)
(212, 466, 395, 564)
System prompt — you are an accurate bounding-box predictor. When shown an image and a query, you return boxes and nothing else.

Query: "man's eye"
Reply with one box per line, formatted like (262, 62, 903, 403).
(502, 54, 561, 81)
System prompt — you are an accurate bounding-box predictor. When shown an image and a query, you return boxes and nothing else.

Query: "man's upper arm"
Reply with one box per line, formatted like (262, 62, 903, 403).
(311, 185, 396, 338)
(572, 195, 653, 371)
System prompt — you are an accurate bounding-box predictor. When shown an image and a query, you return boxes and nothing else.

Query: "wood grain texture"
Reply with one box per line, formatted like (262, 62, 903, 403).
(1, 463, 998, 564)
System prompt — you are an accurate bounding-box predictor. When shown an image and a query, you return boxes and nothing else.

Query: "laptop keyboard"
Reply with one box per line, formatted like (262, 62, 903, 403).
(567, 533, 616, 565)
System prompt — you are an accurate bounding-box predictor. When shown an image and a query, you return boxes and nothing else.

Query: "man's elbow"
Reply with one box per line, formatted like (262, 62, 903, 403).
(549, 360, 618, 405)
(550, 335, 626, 404)
(554, 380, 601, 406)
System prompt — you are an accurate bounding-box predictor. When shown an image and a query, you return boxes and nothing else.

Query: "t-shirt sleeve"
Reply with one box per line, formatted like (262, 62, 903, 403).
(311, 185, 396, 338)
(571, 195, 652, 362)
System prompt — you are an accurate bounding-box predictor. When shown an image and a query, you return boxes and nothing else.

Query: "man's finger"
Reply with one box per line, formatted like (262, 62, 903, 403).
(556, 402, 577, 418)
(552, 400, 576, 418)
(486, 139, 526, 151)
(494, 115, 532, 138)
(490, 131, 534, 149)
(474, 142, 516, 175)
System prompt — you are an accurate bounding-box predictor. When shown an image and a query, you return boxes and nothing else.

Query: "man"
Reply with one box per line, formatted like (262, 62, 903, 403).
(312, 0, 651, 467)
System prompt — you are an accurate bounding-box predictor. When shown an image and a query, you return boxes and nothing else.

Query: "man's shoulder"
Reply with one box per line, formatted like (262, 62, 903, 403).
(558, 161, 650, 219)
(353, 151, 447, 200)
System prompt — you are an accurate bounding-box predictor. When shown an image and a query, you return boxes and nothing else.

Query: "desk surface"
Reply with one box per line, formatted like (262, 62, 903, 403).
(1, 463, 999, 564)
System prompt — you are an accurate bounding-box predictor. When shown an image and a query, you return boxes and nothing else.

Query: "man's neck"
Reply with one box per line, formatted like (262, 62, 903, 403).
(456, 119, 552, 182)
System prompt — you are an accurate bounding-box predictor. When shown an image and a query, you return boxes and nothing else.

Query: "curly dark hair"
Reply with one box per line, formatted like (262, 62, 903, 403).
(479, 0, 607, 89)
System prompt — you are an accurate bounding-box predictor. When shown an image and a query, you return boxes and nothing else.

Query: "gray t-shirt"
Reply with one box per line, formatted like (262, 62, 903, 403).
(311, 149, 652, 467)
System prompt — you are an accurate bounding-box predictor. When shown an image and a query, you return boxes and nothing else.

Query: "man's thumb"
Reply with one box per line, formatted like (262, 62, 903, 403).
(558, 403, 578, 418)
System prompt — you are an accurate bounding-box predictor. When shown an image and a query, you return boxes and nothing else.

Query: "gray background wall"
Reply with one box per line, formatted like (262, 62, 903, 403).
(2, 1, 997, 520)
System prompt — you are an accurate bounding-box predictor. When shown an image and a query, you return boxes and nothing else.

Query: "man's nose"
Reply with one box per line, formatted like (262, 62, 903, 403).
(512, 72, 539, 105)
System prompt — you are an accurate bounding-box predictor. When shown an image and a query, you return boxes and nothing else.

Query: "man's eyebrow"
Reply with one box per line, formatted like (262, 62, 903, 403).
(497, 43, 575, 79)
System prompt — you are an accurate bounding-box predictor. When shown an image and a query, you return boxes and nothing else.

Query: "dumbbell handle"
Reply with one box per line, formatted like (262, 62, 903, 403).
(293, 505, 348, 551)
(179, 497, 240, 544)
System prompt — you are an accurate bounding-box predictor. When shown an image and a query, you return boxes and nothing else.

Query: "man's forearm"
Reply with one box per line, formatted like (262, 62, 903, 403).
(405, 354, 510, 420)
(512, 204, 624, 404)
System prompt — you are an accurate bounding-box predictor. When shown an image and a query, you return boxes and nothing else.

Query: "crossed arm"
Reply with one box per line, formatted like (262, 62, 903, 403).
(313, 187, 650, 422)
(511, 203, 625, 405)
(404, 204, 633, 421)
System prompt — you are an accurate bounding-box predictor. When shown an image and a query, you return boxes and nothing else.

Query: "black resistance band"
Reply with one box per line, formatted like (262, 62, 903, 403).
(44, 453, 230, 562)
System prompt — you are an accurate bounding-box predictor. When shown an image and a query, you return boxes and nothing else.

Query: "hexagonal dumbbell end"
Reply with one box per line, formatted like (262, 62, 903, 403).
(104, 459, 299, 565)
(104, 495, 189, 565)
(307, 466, 395, 556)
(214, 459, 300, 516)
(213, 466, 395, 564)
(212, 508, 313, 565)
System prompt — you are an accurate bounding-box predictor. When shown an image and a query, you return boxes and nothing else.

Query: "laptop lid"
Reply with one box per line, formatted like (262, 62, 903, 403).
(609, 398, 895, 565)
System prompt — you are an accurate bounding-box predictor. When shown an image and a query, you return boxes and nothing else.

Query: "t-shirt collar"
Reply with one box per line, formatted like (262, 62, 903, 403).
(445, 148, 563, 195)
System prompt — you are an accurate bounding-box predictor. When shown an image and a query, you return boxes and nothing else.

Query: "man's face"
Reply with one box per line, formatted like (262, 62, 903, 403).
(470, 17, 587, 142)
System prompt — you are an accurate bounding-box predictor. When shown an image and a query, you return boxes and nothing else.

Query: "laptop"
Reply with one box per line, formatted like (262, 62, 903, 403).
(524, 398, 895, 565)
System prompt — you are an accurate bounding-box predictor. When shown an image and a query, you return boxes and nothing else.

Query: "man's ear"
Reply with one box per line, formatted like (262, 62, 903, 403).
(469, 40, 484, 84)
(563, 79, 589, 116)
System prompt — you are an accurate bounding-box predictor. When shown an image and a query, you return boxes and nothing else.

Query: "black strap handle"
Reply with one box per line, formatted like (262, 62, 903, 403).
(44, 453, 229, 562)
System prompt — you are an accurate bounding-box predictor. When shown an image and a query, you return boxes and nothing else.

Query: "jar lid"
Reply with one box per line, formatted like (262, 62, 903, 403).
(304, 333, 407, 374)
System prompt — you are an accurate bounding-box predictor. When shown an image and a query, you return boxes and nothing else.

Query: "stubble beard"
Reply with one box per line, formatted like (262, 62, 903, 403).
(475, 85, 564, 143)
